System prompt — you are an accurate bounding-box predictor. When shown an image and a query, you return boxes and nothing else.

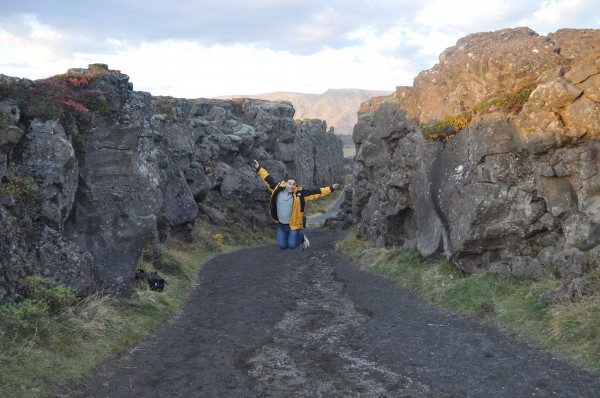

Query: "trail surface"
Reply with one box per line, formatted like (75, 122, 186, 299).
(68, 229, 600, 397)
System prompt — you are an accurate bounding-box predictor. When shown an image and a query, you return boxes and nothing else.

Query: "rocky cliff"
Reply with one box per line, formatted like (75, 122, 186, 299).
(221, 89, 393, 135)
(0, 64, 343, 303)
(351, 28, 600, 290)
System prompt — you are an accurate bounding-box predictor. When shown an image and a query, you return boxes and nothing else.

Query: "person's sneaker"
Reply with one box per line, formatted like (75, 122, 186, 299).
(302, 234, 310, 250)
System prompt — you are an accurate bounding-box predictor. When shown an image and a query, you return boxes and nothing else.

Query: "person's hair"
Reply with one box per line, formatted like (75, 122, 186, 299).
(285, 176, 297, 183)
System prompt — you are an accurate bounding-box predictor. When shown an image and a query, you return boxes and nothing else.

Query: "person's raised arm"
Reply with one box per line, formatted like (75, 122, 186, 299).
(254, 160, 278, 191)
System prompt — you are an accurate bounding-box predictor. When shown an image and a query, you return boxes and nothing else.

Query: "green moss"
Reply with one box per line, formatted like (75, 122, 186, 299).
(82, 92, 109, 115)
(72, 133, 86, 152)
(355, 170, 368, 182)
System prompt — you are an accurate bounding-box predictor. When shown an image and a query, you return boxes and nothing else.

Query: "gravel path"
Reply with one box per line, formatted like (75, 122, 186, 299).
(68, 229, 600, 397)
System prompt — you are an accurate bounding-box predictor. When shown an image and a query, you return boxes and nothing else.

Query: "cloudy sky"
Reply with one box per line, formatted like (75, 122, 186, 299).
(1, 1, 598, 98)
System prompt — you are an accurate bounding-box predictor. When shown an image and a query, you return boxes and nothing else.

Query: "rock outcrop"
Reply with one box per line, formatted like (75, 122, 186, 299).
(223, 89, 393, 135)
(0, 65, 343, 303)
(351, 28, 600, 284)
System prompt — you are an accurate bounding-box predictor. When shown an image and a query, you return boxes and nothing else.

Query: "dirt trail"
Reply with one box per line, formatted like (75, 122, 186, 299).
(67, 229, 600, 397)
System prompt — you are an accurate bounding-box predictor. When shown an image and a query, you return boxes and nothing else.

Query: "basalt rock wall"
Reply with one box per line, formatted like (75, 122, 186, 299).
(352, 28, 600, 286)
(0, 64, 343, 303)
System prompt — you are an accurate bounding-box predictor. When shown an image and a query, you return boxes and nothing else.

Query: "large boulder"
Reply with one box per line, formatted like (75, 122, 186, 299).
(9, 119, 78, 229)
(351, 28, 600, 280)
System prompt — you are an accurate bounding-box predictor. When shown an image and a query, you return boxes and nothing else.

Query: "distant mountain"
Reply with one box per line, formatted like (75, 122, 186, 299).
(216, 88, 392, 135)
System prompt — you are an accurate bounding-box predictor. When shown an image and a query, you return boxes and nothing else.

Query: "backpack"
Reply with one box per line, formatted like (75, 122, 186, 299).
(135, 269, 166, 291)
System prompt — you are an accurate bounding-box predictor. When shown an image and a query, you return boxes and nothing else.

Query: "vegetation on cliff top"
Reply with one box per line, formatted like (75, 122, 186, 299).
(0, 64, 115, 123)
(422, 80, 537, 142)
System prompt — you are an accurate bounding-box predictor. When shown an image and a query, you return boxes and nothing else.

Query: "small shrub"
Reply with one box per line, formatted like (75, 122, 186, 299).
(28, 77, 88, 119)
(0, 299, 51, 344)
(82, 92, 109, 115)
(0, 82, 10, 99)
(0, 81, 20, 101)
(491, 81, 536, 114)
(20, 275, 78, 313)
(21, 67, 117, 122)
(48, 285, 78, 311)
(422, 80, 538, 142)
(21, 275, 47, 301)
(27, 96, 63, 120)
(422, 113, 470, 142)
(212, 233, 225, 251)
(72, 133, 86, 152)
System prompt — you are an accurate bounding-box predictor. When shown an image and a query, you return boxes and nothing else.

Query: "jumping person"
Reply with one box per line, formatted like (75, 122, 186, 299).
(253, 159, 339, 250)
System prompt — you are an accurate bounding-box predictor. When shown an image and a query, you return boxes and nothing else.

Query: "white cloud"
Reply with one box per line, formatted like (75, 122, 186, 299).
(76, 40, 413, 98)
(415, 0, 511, 31)
(0, 15, 64, 62)
(347, 24, 405, 53)
(1, 1, 598, 97)
(525, 0, 592, 33)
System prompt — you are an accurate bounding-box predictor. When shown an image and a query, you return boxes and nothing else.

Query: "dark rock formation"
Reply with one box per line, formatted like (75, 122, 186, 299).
(222, 88, 393, 135)
(351, 28, 600, 282)
(0, 65, 343, 303)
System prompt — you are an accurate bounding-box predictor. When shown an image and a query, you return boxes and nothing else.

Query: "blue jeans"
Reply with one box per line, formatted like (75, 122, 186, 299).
(277, 223, 304, 250)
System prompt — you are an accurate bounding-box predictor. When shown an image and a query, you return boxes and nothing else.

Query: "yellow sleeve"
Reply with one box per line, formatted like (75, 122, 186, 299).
(303, 186, 332, 202)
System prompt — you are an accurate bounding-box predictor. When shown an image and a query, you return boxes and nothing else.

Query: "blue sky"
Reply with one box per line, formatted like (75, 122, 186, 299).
(1, 0, 598, 98)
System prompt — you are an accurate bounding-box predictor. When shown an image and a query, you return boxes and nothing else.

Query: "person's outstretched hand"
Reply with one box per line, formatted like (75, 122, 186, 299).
(253, 159, 260, 170)
(332, 183, 340, 190)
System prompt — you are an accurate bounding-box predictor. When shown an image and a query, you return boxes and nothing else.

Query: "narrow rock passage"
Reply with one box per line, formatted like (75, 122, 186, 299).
(69, 229, 600, 398)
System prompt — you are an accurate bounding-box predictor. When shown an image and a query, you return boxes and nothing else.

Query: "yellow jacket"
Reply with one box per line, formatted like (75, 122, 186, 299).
(257, 167, 334, 230)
